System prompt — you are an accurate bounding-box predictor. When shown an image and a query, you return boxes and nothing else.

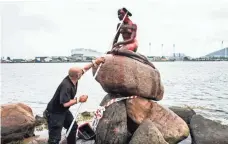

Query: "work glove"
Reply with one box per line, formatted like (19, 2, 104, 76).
(79, 95, 88, 103)
(95, 57, 105, 65)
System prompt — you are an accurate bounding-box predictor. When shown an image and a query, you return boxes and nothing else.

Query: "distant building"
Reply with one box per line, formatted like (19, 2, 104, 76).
(71, 48, 103, 61)
(168, 53, 186, 61)
(51, 56, 68, 62)
(35, 57, 48, 62)
(1, 57, 12, 63)
(12, 59, 26, 63)
(205, 47, 228, 58)
(44, 57, 52, 62)
(70, 54, 83, 61)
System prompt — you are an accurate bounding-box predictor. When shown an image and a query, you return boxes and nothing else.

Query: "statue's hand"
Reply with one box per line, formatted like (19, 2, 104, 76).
(111, 47, 119, 55)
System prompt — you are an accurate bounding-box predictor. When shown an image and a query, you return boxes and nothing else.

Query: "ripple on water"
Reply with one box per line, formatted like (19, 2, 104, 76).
(1, 62, 228, 124)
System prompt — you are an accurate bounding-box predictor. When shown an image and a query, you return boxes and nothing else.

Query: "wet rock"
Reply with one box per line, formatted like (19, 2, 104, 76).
(60, 138, 95, 144)
(35, 115, 47, 126)
(126, 97, 189, 144)
(169, 106, 196, 125)
(92, 54, 164, 100)
(81, 111, 94, 117)
(129, 118, 168, 144)
(1, 103, 36, 144)
(190, 115, 228, 144)
(77, 111, 95, 124)
(75, 139, 95, 144)
(169, 106, 196, 124)
(95, 94, 128, 144)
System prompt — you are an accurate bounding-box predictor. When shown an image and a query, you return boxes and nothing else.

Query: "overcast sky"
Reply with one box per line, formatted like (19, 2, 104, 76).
(0, 0, 228, 58)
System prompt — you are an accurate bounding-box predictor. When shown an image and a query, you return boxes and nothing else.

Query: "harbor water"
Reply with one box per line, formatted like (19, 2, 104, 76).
(1, 62, 228, 125)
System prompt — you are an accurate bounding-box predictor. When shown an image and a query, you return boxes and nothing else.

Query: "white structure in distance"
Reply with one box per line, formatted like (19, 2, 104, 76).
(71, 48, 103, 61)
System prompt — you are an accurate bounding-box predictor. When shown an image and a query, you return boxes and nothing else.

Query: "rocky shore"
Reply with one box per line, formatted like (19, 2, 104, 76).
(1, 102, 228, 144)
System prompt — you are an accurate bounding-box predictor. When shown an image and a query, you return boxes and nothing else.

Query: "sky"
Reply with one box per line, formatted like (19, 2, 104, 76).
(0, 0, 228, 58)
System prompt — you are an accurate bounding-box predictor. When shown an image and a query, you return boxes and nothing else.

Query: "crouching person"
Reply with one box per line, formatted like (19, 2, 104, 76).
(44, 57, 105, 144)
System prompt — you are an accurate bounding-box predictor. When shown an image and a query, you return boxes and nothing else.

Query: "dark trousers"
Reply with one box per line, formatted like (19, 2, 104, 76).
(46, 110, 78, 144)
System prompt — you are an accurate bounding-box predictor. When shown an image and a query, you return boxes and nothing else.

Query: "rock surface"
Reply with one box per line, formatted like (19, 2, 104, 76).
(126, 97, 189, 144)
(1, 103, 36, 144)
(129, 118, 168, 144)
(35, 115, 47, 126)
(24, 135, 95, 144)
(92, 54, 164, 100)
(169, 106, 196, 125)
(190, 115, 228, 144)
(19, 109, 228, 144)
(95, 94, 128, 144)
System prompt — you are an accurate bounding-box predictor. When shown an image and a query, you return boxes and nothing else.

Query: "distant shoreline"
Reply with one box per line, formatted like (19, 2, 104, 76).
(0, 61, 91, 64)
(1, 60, 228, 64)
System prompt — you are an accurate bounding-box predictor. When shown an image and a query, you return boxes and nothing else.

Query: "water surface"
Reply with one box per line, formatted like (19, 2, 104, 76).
(1, 62, 228, 124)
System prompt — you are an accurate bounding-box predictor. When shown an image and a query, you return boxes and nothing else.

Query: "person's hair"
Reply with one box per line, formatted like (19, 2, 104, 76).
(118, 7, 132, 17)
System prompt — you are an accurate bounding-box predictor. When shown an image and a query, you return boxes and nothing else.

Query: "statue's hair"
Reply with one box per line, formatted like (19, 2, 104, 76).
(118, 7, 132, 17)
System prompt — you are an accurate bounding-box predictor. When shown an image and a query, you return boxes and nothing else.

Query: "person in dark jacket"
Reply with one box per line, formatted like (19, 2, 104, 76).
(44, 57, 105, 144)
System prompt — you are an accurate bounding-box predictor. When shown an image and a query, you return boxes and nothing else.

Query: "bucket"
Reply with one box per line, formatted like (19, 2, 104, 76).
(78, 123, 96, 140)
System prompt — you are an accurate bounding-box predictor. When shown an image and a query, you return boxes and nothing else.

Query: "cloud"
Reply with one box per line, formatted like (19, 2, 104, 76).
(0, 2, 58, 58)
(0, 0, 228, 58)
(0, 2, 56, 32)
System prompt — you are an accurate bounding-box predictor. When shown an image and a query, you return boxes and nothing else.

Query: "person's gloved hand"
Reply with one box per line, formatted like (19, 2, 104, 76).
(95, 57, 105, 65)
(79, 95, 88, 103)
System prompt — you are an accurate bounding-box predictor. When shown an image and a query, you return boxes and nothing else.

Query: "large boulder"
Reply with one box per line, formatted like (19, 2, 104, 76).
(190, 115, 228, 144)
(95, 94, 128, 144)
(126, 97, 189, 144)
(1, 103, 36, 144)
(129, 118, 168, 144)
(92, 54, 164, 100)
